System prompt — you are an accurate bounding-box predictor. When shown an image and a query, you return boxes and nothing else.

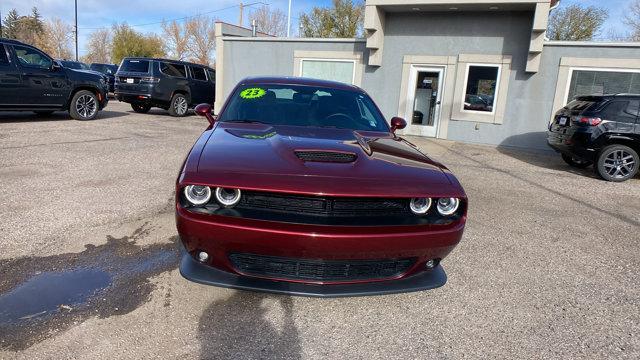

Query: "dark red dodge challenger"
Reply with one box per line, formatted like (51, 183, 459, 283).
(176, 77, 467, 297)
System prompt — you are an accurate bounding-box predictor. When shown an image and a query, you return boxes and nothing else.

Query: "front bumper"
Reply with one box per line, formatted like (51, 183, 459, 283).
(177, 204, 464, 296)
(180, 249, 447, 297)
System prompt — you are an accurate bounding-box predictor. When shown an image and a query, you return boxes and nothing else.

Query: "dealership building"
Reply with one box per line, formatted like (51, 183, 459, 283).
(214, 0, 640, 150)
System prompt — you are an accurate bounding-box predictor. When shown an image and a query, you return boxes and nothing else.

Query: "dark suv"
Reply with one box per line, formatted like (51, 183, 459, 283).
(90, 63, 118, 93)
(115, 57, 215, 117)
(548, 94, 640, 182)
(0, 38, 109, 120)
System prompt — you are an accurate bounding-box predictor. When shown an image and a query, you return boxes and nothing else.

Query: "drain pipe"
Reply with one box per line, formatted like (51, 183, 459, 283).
(251, 19, 257, 37)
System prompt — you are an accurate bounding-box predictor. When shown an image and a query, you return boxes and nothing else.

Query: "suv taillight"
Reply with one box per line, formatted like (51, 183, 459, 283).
(578, 117, 602, 126)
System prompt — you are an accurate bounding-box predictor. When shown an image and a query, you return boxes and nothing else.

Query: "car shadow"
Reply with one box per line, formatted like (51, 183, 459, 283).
(0, 109, 129, 123)
(497, 132, 600, 179)
(198, 292, 302, 360)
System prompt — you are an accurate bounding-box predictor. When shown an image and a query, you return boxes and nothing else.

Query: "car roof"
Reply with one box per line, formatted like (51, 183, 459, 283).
(239, 76, 363, 93)
(121, 57, 213, 70)
(576, 94, 640, 101)
(0, 37, 29, 46)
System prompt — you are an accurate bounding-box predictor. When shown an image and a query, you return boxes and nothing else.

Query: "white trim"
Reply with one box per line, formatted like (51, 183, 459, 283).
(403, 65, 446, 138)
(222, 37, 366, 43)
(544, 41, 640, 48)
(299, 58, 358, 85)
(562, 66, 640, 105)
(459, 63, 502, 116)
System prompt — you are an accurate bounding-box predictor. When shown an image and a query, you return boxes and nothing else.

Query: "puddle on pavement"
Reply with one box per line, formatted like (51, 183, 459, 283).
(0, 223, 180, 351)
(0, 269, 111, 324)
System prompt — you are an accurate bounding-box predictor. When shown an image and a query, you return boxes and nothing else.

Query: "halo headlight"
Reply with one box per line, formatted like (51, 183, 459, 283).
(215, 187, 242, 207)
(409, 197, 432, 215)
(184, 185, 211, 206)
(437, 198, 460, 216)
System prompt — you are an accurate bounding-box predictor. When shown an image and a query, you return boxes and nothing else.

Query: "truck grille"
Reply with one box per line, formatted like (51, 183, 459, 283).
(229, 253, 415, 282)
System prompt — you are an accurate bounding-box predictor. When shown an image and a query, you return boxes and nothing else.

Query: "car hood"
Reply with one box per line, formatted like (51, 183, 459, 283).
(187, 123, 462, 198)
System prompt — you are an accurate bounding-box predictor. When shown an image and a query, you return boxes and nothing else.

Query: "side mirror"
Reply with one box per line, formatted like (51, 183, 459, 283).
(195, 103, 216, 125)
(390, 117, 407, 133)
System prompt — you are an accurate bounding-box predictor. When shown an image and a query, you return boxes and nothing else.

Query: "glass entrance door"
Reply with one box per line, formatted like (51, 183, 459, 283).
(403, 66, 445, 137)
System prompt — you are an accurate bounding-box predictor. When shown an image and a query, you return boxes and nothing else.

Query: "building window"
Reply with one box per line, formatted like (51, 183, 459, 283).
(462, 64, 501, 114)
(300, 59, 356, 85)
(566, 69, 640, 102)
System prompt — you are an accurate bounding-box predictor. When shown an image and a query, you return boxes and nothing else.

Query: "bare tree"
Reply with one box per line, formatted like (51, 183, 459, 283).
(185, 16, 216, 66)
(39, 18, 73, 59)
(162, 20, 190, 60)
(624, 0, 640, 41)
(248, 5, 286, 37)
(547, 4, 608, 41)
(83, 29, 113, 64)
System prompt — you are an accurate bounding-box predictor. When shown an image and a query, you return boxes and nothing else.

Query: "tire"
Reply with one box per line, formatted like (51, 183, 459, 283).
(69, 90, 99, 120)
(596, 144, 639, 182)
(33, 110, 55, 116)
(131, 103, 151, 113)
(561, 154, 592, 168)
(168, 93, 189, 117)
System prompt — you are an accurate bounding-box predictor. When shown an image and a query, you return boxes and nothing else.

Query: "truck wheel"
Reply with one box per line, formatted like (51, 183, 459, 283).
(69, 90, 99, 120)
(168, 93, 189, 117)
(131, 103, 151, 113)
(561, 154, 592, 168)
(596, 145, 639, 182)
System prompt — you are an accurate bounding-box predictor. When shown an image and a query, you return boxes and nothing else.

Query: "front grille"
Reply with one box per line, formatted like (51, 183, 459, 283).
(229, 253, 415, 282)
(238, 192, 409, 217)
(295, 151, 357, 163)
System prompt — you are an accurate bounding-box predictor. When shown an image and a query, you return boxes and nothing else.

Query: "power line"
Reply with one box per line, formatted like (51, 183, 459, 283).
(78, 3, 250, 30)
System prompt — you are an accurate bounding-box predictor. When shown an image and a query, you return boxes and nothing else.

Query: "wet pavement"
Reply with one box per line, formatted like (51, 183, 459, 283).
(1, 102, 639, 359)
(0, 224, 179, 351)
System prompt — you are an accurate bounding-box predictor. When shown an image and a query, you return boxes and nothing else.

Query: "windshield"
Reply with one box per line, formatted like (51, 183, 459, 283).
(219, 84, 389, 132)
(61, 61, 88, 70)
(119, 59, 150, 73)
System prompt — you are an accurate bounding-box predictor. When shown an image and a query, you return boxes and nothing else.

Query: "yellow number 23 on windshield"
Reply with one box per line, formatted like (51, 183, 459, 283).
(240, 88, 266, 99)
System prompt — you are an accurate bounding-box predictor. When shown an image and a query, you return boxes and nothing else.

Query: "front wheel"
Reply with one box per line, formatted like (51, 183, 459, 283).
(168, 93, 189, 117)
(596, 145, 639, 182)
(561, 154, 592, 168)
(69, 90, 99, 120)
(131, 103, 151, 113)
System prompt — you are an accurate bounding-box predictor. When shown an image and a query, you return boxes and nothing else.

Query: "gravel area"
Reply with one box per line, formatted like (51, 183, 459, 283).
(0, 101, 639, 359)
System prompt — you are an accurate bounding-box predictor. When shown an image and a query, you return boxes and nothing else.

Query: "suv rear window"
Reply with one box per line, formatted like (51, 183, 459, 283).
(120, 59, 150, 73)
(191, 66, 207, 81)
(565, 99, 598, 113)
(160, 62, 186, 77)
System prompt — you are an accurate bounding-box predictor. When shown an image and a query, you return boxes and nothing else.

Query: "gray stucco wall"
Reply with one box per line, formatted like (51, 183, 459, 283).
(222, 40, 367, 101)
(220, 11, 640, 151)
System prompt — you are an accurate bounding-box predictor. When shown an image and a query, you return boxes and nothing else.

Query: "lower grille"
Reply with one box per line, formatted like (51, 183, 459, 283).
(229, 253, 415, 282)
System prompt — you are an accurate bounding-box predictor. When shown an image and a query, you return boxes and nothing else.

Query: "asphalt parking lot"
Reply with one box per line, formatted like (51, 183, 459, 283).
(1, 101, 639, 359)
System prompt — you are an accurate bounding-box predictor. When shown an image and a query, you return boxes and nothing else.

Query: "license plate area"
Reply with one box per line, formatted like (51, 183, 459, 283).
(126, 78, 134, 84)
(558, 116, 568, 126)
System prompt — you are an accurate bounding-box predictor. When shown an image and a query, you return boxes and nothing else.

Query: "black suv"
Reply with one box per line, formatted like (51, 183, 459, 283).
(115, 57, 215, 117)
(0, 38, 108, 120)
(90, 63, 118, 93)
(548, 94, 640, 182)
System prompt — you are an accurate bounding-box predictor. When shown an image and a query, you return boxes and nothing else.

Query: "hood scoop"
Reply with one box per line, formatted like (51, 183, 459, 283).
(295, 150, 357, 163)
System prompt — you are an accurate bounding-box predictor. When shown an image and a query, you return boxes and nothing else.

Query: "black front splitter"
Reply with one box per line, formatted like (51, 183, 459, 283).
(179, 252, 447, 298)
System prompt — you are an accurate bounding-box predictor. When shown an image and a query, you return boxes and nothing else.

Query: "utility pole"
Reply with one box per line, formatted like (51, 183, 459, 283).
(238, 2, 244, 27)
(287, 0, 292, 37)
(74, 0, 78, 61)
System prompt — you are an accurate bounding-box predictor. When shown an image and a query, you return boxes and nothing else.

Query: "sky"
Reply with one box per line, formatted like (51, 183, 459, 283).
(0, 0, 635, 57)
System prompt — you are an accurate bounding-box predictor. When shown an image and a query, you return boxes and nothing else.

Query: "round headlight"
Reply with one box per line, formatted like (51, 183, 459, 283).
(437, 198, 460, 216)
(409, 197, 432, 215)
(184, 185, 211, 206)
(215, 187, 241, 207)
